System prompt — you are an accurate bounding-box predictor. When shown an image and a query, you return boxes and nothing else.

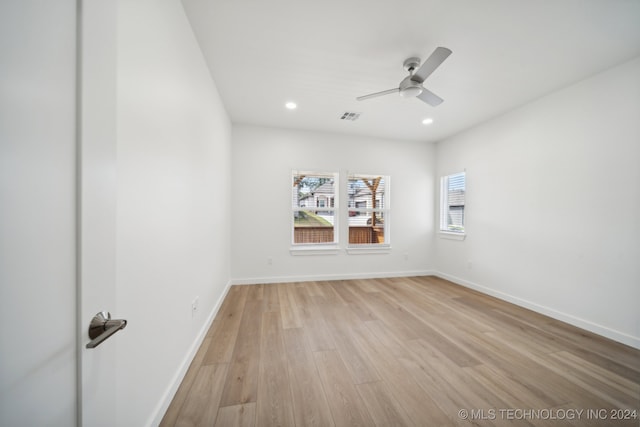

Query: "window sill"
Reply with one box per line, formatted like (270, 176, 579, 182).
(347, 245, 391, 255)
(290, 245, 340, 256)
(439, 231, 466, 241)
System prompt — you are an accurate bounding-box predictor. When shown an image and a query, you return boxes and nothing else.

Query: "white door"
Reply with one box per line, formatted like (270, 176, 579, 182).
(0, 1, 119, 426)
(0, 1, 80, 425)
(78, 1, 119, 426)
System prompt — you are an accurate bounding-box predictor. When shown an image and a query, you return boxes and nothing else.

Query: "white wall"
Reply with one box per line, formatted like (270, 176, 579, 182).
(231, 125, 436, 283)
(0, 1, 77, 425)
(115, 1, 231, 425)
(435, 57, 640, 349)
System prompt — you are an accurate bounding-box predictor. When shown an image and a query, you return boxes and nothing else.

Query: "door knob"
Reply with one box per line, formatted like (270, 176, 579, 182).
(86, 311, 127, 349)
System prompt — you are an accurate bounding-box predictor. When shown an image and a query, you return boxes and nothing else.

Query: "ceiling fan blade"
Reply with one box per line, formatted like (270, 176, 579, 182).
(417, 88, 444, 106)
(356, 88, 399, 101)
(411, 47, 452, 83)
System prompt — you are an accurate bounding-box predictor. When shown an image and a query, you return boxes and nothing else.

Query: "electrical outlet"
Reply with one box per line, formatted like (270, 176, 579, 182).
(404, 252, 409, 261)
(191, 296, 199, 317)
(267, 257, 273, 265)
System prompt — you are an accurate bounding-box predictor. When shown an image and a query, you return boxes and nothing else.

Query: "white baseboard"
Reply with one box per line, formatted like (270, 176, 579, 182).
(231, 269, 435, 285)
(434, 271, 640, 350)
(148, 279, 233, 427)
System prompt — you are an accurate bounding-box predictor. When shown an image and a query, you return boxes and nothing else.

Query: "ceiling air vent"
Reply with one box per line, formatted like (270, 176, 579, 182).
(339, 111, 361, 121)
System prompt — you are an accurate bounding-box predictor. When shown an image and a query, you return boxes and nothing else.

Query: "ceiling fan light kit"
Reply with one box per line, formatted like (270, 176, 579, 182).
(399, 77, 424, 98)
(357, 46, 452, 106)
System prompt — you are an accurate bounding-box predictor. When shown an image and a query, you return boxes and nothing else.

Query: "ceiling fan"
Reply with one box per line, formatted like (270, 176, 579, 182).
(356, 46, 452, 106)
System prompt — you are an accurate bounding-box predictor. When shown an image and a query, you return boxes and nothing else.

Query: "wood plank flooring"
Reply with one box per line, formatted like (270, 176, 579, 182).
(160, 276, 640, 427)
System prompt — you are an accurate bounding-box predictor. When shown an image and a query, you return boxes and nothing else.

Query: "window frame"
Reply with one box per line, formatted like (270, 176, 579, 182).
(346, 173, 391, 251)
(439, 171, 466, 239)
(291, 171, 339, 253)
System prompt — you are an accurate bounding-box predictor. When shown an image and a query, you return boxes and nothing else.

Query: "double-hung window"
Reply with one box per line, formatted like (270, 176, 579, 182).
(440, 171, 466, 234)
(347, 174, 389, 245)
(292, 172, 337, 245)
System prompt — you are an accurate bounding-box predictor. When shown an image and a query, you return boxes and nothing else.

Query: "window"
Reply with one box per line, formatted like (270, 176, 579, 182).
(440, 172, 465, 233)
(292, 172, 337, 245)
(347, 174, 389, 245)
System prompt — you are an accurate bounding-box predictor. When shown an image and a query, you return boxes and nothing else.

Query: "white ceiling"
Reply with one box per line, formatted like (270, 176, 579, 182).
(182, 0, 640, 142)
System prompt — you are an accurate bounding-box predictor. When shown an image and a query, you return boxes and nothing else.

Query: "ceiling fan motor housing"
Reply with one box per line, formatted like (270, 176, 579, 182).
(399, 57, 424, 97)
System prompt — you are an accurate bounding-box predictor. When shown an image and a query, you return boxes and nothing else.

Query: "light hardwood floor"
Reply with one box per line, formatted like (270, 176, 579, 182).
(160, 276, 640, 427)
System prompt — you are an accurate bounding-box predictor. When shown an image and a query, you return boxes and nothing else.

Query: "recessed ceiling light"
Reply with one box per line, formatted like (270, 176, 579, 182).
(285, 102, 297, 110)
(422, 118, 434, 125)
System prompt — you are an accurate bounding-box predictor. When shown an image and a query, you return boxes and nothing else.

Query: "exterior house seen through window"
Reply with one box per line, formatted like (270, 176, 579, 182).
(440, 172, 465, 233)
(292, 172, 337, 245)
(348, 174, 389, 245)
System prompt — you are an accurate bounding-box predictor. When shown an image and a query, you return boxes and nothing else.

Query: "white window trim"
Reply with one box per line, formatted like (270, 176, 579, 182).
(291, 171, 339, 248)
(439, 231, 466, 240)
(439, 172, 466, 238)
(347, 173, 390, 250)
(346, 244, 391, 254)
